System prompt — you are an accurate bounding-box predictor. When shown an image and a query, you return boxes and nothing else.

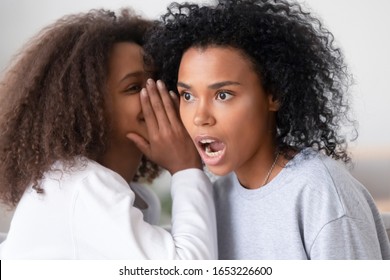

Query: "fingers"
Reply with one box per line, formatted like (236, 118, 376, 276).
(134, 79, 201, 174)
(156, 80, 181, 125)
(146, 79, 180, 125)
(126, 133, 151, 157)
(169, 90, 180, 111)
(145, 79, 170, 127)
(139, 88, 160, 135)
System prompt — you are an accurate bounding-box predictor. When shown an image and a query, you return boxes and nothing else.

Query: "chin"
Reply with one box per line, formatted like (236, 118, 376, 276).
(206, 165, 232, 177)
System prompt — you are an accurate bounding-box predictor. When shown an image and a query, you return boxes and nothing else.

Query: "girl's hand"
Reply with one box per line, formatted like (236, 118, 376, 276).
(127, 79, 202, 175)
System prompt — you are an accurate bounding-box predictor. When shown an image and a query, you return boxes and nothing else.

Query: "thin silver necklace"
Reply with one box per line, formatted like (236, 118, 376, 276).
(262, 152, 280, 186)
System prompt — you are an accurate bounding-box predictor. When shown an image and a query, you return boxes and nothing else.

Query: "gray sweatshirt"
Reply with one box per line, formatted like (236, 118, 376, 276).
(214, 149, 390, 259)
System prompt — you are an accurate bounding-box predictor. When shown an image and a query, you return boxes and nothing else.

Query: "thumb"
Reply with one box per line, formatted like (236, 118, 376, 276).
(126, 133, 150, 156)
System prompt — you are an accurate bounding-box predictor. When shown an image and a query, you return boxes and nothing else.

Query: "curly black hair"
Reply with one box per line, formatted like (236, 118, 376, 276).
(0, 9, 160, 207)
(145, 0, 357, 163)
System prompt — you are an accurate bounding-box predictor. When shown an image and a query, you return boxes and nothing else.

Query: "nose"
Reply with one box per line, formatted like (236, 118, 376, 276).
(193, 100, 216, 127)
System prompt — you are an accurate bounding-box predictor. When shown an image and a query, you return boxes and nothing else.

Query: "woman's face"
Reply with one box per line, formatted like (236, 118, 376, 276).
(105, 42, 149, 150)
(177, 46, 279, 176)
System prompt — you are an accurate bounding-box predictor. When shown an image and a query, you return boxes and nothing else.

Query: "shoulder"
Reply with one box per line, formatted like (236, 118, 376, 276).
(289, 149, 375, 219)
(45, 157, 132, 198)
(47, 157, 110, 179)
(61, 159, 138, 223)
(300, 151, 369, 199)
(78, 160, 134, 200)
(288, 149, 355, 189)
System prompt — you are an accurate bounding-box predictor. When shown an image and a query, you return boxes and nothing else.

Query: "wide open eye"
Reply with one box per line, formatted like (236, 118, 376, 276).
(216, 91, 233, 101)
(180, 91, 195, 102)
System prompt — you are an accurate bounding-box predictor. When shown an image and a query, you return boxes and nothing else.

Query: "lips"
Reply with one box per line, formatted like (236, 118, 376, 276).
(194, 135, 226, 166)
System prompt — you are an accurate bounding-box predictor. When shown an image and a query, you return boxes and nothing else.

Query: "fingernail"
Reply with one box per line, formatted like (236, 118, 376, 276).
(146, 78, 154, 86)
(169, 91, 177, 98)
(141, 88, 148, 97)
(156, 80, 164, 89)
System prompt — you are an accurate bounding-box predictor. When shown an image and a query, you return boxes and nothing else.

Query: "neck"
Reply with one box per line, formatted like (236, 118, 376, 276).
(236, 148, 278, 189)
(98, 145, 142, 183)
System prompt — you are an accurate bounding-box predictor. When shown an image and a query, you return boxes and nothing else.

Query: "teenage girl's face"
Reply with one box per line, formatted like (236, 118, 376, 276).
(177, 46, 279, 176)
(106, 42, 149, 149)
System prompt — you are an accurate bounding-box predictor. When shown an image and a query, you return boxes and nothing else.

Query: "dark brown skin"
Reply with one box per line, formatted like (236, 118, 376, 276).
(0, 9, 201, 207)
(127, 79, 202, 175)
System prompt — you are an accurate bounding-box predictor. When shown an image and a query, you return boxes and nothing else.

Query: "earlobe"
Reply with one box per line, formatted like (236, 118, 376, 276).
(268, 95, 280, 112)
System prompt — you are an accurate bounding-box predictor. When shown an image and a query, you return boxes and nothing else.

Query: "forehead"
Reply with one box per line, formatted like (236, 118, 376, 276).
(179, 46, 258, 80)
(108, 42, 144, 76)
(183, 45, 251, 62)
(108, 42, 143, 70)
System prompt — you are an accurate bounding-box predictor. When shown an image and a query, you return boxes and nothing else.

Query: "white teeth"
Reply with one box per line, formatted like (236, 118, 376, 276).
(205, 146, 223, 157)
(200, 139, 215, 144)
(199, 138, 223, 157)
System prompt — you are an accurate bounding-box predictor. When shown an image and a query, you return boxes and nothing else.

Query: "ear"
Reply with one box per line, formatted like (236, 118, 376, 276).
(268, 94, 280, 112)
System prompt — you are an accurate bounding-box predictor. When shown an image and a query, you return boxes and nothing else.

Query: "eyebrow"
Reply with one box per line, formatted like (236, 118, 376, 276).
(119, 71, 144, 83)
(177, 81, 241, 90)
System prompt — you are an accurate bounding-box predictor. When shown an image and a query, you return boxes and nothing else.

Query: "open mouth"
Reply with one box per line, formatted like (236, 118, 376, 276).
(194, 136, 226, 166)
(199, 138, 225, 157)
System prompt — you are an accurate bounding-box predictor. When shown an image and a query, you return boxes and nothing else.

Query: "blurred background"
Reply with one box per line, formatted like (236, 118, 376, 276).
(0, 0, 389, 231)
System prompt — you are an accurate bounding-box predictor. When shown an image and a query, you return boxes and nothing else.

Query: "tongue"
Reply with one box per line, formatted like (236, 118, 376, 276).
(209, 141, 225, 152)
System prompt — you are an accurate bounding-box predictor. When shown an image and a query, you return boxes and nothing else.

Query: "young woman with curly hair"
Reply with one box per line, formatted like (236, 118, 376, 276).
(0, 8, 217, 259)
(143, 0, 390, 259)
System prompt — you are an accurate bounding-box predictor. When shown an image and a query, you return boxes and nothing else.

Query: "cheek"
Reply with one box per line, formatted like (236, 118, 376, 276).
(117, 105, 135, 121)
(179, 104, 193, 131)
(222, 105, 252, 128)
(223, 106, 263, 143)
(113, 103, 141, 129)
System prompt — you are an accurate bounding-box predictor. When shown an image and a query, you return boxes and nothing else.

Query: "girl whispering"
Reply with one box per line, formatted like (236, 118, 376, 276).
(0, 8, 216, 259)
